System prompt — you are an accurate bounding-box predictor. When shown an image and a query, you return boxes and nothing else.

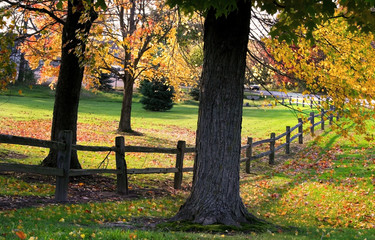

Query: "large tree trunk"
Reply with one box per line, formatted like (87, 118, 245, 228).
(172, 1, 259, 226)
(118, 73, 135, 133)
(42, 0, 96, 169)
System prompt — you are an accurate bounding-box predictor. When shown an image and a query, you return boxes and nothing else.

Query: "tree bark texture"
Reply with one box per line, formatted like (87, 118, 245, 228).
(118, 72, 135, 132)
(42, 0, 97, 169)
(172, 1, 259, 226)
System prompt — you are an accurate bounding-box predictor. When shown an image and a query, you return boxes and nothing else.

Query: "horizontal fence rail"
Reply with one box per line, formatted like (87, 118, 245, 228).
(0, 134, 64, 150)
(0, 162, 64, 176)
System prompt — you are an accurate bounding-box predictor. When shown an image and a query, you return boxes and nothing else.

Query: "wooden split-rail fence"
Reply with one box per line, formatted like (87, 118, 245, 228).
(240, 108, 339, 173)
(0, 132, 194, 202)
(246, 94, 335, 109)
(0, 109, 338, 202)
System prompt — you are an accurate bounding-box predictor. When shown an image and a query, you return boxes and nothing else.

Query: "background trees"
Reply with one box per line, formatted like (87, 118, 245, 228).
(84, 0, 180, 133)
(18, 0, 196, 135)
(0, 32, 17, 89)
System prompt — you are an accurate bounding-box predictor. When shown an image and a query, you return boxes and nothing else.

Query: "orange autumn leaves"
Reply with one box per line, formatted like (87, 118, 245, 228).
(18, 0, 197, 97)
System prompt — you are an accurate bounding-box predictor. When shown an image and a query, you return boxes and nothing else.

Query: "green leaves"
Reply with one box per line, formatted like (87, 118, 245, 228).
(94, 0, 107, 10)
(167, 0, 238, 17)
(56, 0, 63, 9)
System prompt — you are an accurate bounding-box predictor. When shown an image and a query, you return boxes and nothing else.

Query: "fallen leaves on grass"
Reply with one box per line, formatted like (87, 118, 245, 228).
(241, 145, 375, 229)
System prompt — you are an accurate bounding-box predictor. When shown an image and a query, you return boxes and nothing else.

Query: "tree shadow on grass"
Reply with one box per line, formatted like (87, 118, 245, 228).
(0, 172, 191, 211)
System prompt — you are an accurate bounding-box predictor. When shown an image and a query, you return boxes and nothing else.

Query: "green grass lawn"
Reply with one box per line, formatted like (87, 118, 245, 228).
(1, 85, 374, 239)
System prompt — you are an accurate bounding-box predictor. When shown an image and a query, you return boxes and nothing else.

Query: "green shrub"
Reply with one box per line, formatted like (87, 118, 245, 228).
(189, 87, 200, 101)
(139, 78, 174, 111)
(94, 73, 114, 92)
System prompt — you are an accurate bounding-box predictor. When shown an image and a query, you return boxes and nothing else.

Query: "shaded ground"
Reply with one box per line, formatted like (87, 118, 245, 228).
(0, 172, 180, 211)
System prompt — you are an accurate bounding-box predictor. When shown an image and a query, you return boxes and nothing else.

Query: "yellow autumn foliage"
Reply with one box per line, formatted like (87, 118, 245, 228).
(265, 17, 375, 138)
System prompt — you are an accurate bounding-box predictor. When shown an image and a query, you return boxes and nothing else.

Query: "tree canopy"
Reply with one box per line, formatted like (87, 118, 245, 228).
(265, 17, 375, 140)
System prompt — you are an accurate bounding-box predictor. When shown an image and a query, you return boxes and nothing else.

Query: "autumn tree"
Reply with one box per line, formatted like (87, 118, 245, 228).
(85, 0, 185, 133)
(167, 0, 375, 226)
(0, 7, 17, 89)
(3, 0, 104, 168)
(265, 17, 375, 140)
(0, 32, 17, 89)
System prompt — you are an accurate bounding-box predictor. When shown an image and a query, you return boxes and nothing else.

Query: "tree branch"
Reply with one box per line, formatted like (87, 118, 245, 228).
(4, 0, 65, 25)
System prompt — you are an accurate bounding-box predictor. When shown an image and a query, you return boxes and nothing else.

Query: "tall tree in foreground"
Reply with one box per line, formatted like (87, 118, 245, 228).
(168, 0, 375, 226)
(170, 0, 257, 226)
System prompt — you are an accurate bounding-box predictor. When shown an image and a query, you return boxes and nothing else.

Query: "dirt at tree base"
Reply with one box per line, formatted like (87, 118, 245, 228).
(0, 172, 176, 211)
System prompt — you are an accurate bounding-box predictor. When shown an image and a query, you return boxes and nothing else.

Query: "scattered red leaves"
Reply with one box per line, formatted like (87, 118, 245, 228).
(15, 231, 26, 239)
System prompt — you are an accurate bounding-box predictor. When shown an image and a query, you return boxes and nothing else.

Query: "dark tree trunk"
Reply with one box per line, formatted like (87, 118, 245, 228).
(118, 72, 135, 133)
(17, 53, 26, 83)
(42, 0, 97, 169)
(172, 1, 259, 226)
(17, 19, 27, 84)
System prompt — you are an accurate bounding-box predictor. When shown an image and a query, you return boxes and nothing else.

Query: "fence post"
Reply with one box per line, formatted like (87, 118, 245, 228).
(116, 136, 128, 195)
(329, 105, 334, 125)
(269, 133, 275, 165)
(55, 130, 72, 202)
(296, 97, 299, 106)
(298, 118, 303, 144)
(302, 99, 305, 107)
(246, 137, 253, 174)
(321, 109, 325, 130)
(289, 97, 292, 105)
(286, 126, 291, 154)
(310, 112, 315, 135)
(310, 100, 313, 109)
(174, 140, 186, 189)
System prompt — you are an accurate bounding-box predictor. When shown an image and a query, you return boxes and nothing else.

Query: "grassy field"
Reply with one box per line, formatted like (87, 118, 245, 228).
(0, 85, 374, 239)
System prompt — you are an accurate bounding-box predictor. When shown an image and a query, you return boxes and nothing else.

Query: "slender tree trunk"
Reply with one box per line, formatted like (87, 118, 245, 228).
(17, 19, 27, 84)
(117, 2, 136, 133)
(172, 1, 260, 226)
(118, 73, 135, 133)
(17, 53, 26, 83)
(42, 0, 97, 169)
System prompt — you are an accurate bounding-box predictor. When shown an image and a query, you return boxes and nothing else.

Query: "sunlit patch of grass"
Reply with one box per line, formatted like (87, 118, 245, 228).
(240, 127, 375, 234)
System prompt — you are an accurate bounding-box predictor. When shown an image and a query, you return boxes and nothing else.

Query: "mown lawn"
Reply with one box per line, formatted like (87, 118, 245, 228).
(0, 85, 374, 239)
